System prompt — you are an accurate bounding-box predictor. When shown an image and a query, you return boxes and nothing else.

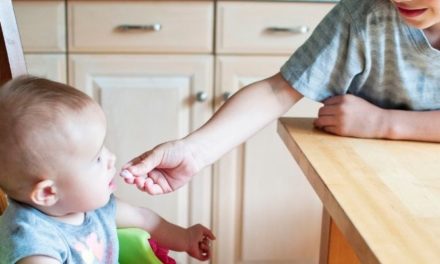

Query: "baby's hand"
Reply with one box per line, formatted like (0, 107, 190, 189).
(186, 224, 216, 261)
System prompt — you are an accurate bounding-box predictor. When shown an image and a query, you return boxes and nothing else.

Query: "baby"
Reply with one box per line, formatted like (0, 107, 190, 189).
(0, 76, 215, 263)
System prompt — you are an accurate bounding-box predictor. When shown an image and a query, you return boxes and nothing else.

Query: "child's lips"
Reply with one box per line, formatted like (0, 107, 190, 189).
(397, 7, 427, 18)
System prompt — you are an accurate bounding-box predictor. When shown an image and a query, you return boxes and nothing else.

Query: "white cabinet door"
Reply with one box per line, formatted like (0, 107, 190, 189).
(69, 54, 213, 264)
(213, 55, 323, 264)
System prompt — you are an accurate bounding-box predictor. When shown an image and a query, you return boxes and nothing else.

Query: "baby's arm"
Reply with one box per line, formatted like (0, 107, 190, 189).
(314, 94, 440, 142)
(17, 256, 60, 264)
(115, 198, 215, 261)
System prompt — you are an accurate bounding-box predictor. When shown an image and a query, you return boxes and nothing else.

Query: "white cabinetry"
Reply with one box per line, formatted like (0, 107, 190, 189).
(213, 2, 334, 263)
(67, 2, 214, 263)
(14, 1, 335, 263)
(14, 1, 66, 82)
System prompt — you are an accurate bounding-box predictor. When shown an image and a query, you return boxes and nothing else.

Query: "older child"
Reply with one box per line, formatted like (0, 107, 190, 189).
(120, 0, 440, 194)
(0, 76, 215, 263)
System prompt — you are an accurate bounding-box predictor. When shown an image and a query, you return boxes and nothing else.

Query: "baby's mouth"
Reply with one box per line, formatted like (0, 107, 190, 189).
(109, 179, 117, 191)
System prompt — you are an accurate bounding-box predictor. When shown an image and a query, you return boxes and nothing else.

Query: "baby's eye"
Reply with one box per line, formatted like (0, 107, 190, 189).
(97, 156, 102, 163)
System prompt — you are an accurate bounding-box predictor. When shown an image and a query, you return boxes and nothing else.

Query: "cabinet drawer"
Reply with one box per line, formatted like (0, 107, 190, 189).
(68, 1, 214, 53)
(216, 2, 334, 55)
(14, 1, 66, 52)
(25, 54, 67, 83)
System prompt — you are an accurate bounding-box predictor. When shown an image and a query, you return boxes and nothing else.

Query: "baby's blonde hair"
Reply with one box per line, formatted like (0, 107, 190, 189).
(0, 76, 95, 199)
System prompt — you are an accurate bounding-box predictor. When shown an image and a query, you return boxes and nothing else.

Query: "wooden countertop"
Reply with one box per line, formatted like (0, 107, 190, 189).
(278, 118, 440, 263)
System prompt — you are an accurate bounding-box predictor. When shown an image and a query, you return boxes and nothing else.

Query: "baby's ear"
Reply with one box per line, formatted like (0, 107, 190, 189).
(30, 180, 58, 207)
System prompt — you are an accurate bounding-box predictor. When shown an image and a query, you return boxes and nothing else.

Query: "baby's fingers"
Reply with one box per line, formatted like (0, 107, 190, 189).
(202, 228, 216, 241)
(198, 237, 211, 260)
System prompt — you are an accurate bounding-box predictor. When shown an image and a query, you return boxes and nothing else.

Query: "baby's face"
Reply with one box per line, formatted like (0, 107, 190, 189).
(53, 103, 116, 213)
(391, 0, 440, 30)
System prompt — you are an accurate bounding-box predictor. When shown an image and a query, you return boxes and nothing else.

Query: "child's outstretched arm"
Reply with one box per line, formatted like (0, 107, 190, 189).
(115, 198, 215, 261)
(121, 73, 303, 194)
(314, 94, 440, 142)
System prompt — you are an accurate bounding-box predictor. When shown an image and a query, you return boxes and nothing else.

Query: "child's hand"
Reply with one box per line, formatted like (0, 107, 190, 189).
(120, 140, 204, 195)
(314, 94, 388, 139)
(186, 224, 216, 261)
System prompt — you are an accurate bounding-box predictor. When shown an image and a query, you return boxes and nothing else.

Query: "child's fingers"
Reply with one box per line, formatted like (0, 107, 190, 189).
(123, 177, 135, 184)
(129, 150, 163, 175)
(140, 171, 173, 194)
(134, 176, 147, 189)
(141, 177, 165, 195)
(149, 170, 173, 193)
(314, 116, 337, 128)
(322, 95, 344, 105)
(321, 126, 340, 135)
(121, 149, 162, 177)
(121, 152, 147, 169)
(120, 169, 135, 183)
(318, 104, 339, 117)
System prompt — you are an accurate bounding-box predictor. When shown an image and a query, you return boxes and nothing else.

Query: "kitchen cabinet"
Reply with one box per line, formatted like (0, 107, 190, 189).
(13, 1, 335, 263)
(213, 56, 323, 264)
(67, 1, 213, 53)
(68, 54, 213, 263)
(14, 0, 66, 82)
(67, 2, 214, 263)
(15, 1, 214, 263)
(214, 2, 334, 263)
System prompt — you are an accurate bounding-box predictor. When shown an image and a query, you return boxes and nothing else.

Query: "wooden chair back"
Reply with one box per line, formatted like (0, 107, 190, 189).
(0, 0, 27, 214)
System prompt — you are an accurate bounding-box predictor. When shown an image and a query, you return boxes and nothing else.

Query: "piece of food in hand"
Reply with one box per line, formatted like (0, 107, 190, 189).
(120, 169, 135, 181)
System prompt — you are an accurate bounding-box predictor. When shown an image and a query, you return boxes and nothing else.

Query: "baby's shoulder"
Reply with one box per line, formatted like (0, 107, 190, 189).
(0, 203, 66, 262)
(0, 201, 53, 238)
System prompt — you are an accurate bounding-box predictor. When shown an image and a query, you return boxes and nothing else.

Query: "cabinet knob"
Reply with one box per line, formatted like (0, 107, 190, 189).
(265, 25, 309, 34)
(222, 91, 231, 101)
(115, 23, 162, 32)
(196, 91, 208, 102)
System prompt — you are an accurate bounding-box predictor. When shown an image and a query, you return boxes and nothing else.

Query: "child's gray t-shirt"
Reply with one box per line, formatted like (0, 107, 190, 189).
(281, 0, 440, 110)
(0, 195, 118, 263)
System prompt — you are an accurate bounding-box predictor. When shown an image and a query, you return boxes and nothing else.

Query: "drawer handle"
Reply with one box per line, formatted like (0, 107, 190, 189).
(196, 91, 208, 102)
(265, 26, 309, 34)
(115, 24, 162, 32)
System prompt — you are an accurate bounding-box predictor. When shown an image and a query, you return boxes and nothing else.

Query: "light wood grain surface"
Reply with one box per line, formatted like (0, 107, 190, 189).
(278, 118, 440, 264)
